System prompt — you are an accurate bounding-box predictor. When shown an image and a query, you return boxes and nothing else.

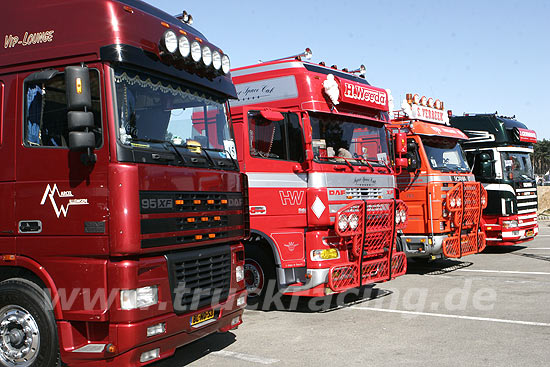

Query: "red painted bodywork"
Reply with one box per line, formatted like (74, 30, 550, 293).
(0, 1, 246, 365)
(229, 60, 407, 297)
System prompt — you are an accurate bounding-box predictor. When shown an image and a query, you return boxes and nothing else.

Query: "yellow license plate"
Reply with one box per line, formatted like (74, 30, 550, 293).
(526, 230, 534, 237)
(190, 309, 215, 326)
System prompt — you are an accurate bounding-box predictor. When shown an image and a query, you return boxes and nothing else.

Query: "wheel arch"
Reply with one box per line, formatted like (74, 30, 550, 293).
(0, 256, 62, 320)
(246, 229, 282, 268)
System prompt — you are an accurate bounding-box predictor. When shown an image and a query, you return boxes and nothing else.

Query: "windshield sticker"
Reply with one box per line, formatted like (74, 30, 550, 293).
(4, 30, 54, 49)
(223, 140, 237, 159)
(377, 152, 388, 164)
(505, 160, 513, 167)
(430, 158, 437, 167)
(40, 184, 89, 218)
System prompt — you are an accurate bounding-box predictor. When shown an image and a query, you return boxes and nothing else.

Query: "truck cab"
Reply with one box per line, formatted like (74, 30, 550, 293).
(390, 94, 487, 259)
(229, 56, 408, 301)
(0, 1, 247, 366)
(450, 113, 538, 245)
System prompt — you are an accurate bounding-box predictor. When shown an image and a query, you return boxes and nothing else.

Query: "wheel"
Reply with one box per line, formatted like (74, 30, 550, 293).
(244, 244, 276, 308)
(0, 278, 60, 367)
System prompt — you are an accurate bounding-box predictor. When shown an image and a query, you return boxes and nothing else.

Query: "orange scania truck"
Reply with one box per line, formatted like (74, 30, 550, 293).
(389, 94, 488, 259)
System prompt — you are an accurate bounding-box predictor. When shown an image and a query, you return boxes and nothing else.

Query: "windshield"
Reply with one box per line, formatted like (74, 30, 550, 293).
(309, 113, 390, 166)
(421, 136, 470, 173)
(113, 68, 237, 165)
(501, 152, 534, 180)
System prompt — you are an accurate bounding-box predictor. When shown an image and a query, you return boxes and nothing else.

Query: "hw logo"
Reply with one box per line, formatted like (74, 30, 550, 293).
(40, 184, 89, 218)
(279, 190, 304, 206)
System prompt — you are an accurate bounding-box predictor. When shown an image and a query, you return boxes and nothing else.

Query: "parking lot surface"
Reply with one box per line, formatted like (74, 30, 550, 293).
(154, 222, 550, 366)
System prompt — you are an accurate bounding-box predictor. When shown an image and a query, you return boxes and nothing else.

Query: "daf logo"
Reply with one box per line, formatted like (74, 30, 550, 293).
(329, 190, 346, 196)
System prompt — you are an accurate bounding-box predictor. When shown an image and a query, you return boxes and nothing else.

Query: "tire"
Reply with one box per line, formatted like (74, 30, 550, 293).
(0, 278, 60, 367)
(244, 244, 276, 309)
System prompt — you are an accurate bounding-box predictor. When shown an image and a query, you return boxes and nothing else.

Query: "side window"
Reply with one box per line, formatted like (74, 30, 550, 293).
(24, 70, 102, 148)
(248, 111, 304, 162)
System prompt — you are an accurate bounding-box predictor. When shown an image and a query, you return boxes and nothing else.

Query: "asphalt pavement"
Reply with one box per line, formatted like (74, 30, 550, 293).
(153, 222, 550, 366)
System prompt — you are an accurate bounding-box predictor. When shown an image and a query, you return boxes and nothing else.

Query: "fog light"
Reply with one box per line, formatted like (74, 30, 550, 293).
(235, 265, 244, 283)
(146, 323, 166, 337)
(311, 248, 339, 261)
(337, 215, 348, 231)
(120, 286, 158, 310)
(231, 316, 241, 326)
(140, 348, 160, 363)
(348, 214, 359, 230)
(236, 295, 246, 307)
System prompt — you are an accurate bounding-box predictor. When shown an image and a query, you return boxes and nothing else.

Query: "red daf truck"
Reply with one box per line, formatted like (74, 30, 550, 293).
(0, 1, 247, 366)
(228, 53, 408, 303)
(388, 94, 487, 259)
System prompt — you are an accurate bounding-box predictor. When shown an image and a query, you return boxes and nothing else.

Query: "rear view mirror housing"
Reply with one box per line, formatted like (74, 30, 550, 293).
(65, 65, 96, 164)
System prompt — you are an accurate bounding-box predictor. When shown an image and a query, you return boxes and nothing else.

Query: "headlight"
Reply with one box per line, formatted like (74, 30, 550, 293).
(202, 46, 212, 67)
(399, 209, 407, 223)
(456, 197, 462, 207)
(502, 220, 519, 229)
(481, 196, 487, 205)
(311, 248, 339, 261)
(348, 214, 359, 230)
(120, 286, 158, 310)
(450, 198, 456, 208)
(191, 41, 202, 62)
(221, 54, 230, 74)
(178, 36, 190, 57)
(161, 30, 178, 54)
(395, 212, 401, 224)
(235, 265, 244, 283)
(212, 51, 222, 70)
(338, 215, 348, 231)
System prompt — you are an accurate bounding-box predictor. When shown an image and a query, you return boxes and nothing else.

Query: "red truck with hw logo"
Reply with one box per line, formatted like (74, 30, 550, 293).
(228, 51, 408, 303)
(0, 1, 247, 366)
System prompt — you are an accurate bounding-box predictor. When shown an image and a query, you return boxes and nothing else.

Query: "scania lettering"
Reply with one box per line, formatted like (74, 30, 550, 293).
(389, 94, 487, 259)
(450, 113, 538, 245)
(228, 51, 408, 302)
(0, 1, 247, 366)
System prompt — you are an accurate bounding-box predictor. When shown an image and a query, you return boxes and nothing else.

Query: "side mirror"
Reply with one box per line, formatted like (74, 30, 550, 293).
(407, 154, 419, 172)
(68, 111, 95, 151)
(65, 65, 96, 164)
(65, 66, 92, 111)
(478, 153, 494, 178)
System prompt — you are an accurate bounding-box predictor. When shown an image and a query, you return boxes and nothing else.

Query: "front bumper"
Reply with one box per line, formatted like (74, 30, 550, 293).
(59, 290, 247, 366)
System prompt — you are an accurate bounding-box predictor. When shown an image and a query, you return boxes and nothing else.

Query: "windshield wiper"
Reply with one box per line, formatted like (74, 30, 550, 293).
(128, 137, 185, 163)
(201, 147, 238, 169)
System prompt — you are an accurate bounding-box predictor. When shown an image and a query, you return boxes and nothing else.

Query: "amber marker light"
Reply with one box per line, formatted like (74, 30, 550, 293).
(187, 218, 195, 223)
(123, 5, 134, 13)
(221, 199, 228, 204)
(207, 200, 214, 204)
(195, 235, 203, 240)
(194, 200, 201, 204)
(209, 234, 216, 239)
(76, 78, 82, 94)
(175, 200, 184, 205)
(161, 21, 170, 28)
(214, 216, 221, 221)
(201, 217, 208, 222)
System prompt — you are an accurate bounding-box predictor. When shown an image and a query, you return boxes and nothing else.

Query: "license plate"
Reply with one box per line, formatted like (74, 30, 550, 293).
(190, 309, 215, 326)
(526, 230, 534, 237)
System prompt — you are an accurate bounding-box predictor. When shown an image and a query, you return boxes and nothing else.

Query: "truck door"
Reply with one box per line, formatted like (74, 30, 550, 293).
(0, 78, 16, 254)
(244, 108, 307, 268)
(14, 65, 109, 268)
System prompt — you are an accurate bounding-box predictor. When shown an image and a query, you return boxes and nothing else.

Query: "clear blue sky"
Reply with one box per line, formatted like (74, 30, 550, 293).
(152, 0, 550, 139)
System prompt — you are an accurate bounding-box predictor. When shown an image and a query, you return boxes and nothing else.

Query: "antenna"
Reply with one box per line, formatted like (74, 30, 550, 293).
(262, 48, 312, 63)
